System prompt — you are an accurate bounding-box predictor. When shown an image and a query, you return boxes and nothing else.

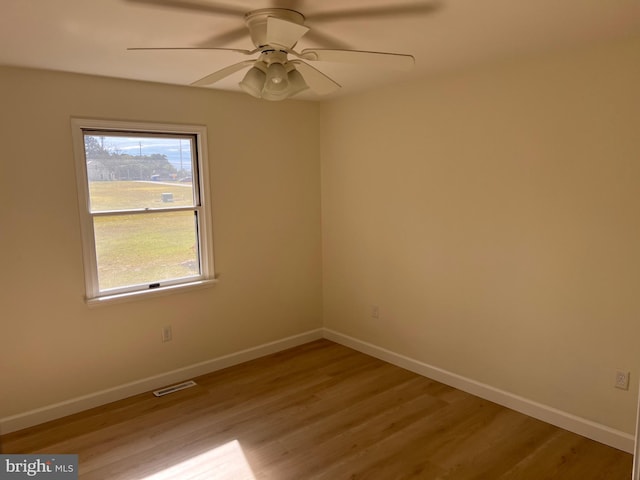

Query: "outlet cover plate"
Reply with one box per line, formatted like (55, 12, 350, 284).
(162, 325, 172, 343)
(615, 370, 630, 390)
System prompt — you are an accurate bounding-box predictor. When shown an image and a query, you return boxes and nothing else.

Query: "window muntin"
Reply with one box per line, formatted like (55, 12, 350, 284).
(72, 120, 214, 302)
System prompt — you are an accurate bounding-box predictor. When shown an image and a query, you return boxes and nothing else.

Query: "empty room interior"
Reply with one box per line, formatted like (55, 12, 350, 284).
(1, 0, 640, 478)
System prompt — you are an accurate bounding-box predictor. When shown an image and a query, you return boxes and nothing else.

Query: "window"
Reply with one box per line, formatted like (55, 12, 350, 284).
(71, 119, 215, 304)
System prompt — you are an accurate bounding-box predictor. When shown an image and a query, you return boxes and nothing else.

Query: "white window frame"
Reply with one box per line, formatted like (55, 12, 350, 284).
(71, 118, 216, 305)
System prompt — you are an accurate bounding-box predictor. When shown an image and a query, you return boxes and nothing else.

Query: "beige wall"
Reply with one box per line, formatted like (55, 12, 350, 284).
(2, 36, 639, 437)
(320, 37, 640, 433)
(0, 67, 322, 419)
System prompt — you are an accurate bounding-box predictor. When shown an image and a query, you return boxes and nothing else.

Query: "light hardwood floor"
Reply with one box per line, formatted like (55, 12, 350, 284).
(1, 339, 633, 479)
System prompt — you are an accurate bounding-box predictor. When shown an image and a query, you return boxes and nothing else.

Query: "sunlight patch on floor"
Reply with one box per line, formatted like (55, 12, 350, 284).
(139, 440, 256, 480)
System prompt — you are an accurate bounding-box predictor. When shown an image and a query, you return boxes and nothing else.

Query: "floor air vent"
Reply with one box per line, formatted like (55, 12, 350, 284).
(153, 380, 197, 397)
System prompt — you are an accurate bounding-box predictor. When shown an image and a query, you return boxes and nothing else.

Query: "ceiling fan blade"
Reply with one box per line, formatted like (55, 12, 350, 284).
(266, 16, 310, 49)
(191, 60, 255, 86)
(291, 60, 340, 95)
(128, 47, 256, 55)
(309, 1, 441, 23)
(125, 0, 245, 17)
(273, 0, 306, 10)
(299, 49, 415, 71)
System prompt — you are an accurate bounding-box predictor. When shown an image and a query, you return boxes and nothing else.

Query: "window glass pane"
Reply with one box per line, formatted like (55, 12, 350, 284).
(94, 211, 200, 291)
(84, 134, 195, 211)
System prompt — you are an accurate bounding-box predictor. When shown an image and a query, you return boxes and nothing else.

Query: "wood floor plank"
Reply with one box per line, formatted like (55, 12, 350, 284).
(1, 339, 633, 479)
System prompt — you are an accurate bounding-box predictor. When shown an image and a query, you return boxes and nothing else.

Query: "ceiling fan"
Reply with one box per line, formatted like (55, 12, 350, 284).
(127, 1, 440, 101)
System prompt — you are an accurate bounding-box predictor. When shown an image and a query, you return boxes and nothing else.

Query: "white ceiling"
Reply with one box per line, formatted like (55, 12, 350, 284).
(1, 0, 639, 101)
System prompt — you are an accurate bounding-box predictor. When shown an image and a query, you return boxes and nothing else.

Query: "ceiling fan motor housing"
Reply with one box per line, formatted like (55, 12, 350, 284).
(244, 8, 306, 49)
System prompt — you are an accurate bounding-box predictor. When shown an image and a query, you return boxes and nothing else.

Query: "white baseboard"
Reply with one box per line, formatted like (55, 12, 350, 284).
(0, 329, 323, 436)
(2, 326, 635, 455)
(323, 328, 635, 454)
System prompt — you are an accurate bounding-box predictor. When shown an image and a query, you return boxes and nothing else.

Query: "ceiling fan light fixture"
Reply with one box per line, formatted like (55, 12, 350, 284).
(261, 91, 289, 101)
(239, 66, 266, 98)
(261, 64, 308, 101)
(286, 69, 309, 97)
(261, 84, 291, 101)
(264, 62, 289, 91)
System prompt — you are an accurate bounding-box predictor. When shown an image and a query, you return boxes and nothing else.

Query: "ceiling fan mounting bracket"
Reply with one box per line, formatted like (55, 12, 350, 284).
(259, 50, 288, 66)
(244, 8, 306, 49)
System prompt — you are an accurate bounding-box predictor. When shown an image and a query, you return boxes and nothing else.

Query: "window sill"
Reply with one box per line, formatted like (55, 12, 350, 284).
(86, 279, 218, 307)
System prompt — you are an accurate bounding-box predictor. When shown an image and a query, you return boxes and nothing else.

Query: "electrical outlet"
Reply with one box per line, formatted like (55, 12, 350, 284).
(615, 370, 630, 390)
(162, 325, 172, 343)
(371, 305, 379, 319)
